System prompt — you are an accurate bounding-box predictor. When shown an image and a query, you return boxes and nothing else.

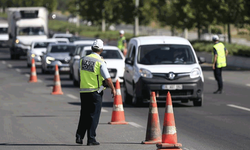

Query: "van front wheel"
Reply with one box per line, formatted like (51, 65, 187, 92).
(193, 94, 203, 107)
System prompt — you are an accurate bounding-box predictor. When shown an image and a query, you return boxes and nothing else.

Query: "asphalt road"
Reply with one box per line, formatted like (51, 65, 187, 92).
(0, 47, 250, 150)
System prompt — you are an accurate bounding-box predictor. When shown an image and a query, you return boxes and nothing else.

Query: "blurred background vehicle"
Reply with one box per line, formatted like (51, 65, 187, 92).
(27, 38, 58, 67)
(54, 38, 69, 43)
(0, 22, 9, 47)
(72, 45, 125, 86)
(7, 7, 48, 60)
(41, 43, 76, 74)
(68, 40, 95, 79)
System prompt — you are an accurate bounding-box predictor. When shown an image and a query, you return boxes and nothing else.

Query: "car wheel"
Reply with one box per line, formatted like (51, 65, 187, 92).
(124, 82, 132, 104)
(132, 87, 143, 107)
(193, 94, 203, 107)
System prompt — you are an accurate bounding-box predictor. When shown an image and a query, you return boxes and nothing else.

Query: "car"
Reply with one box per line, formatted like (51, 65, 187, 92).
(52, 33, 73, 39)
(54, 38, 70, 43)
(68, 40, 95, 79)
(0, 22, 9, 47)
(72, 45, 125, 86)
(123, 36, 205, 107)
(27, 39, 58, 67)
(41, 43, 76, 73)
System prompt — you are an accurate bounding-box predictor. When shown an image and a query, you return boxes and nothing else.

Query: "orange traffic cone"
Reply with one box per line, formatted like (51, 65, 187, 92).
(51, 64, 63, 95)
(108, 80, 128, 125)
(141, 92, 161, 144)
(29, 58, 37, 83)
(156, 92, 182, 150)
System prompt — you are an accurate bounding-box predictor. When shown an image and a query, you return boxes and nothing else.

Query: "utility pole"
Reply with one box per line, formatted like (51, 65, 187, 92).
(76, 0, 80, 27)
(134, 0, 139, 36)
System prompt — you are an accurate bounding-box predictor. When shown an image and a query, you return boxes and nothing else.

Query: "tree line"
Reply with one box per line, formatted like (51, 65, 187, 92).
(1, 0, 250, 43)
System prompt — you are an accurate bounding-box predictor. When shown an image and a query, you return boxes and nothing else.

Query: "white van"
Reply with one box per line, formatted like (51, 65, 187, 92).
(123, 36, 205, 107)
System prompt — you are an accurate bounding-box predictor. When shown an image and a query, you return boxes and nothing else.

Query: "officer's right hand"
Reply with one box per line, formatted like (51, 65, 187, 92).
(111, 89, 116, 98)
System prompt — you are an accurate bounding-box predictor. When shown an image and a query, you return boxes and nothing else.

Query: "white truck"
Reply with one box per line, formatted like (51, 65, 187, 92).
(7, 7, 48, 59)
(0, 21, 9, 47)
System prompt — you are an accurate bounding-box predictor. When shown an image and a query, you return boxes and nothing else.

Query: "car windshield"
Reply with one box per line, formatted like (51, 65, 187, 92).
(33, 42, 56, 49)
(75, 45, 92, 55)
(85, 50, 123, 59)
(137, 44, 196, 65)
(0, 27, 8, 34)
(49, 45, 76, 53)
(17, 27, 45, 35)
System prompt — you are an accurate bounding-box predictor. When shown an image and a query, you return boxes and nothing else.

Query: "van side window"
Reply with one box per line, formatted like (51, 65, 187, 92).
(131, 46, 136, 61)
(127, 44, 133, 57)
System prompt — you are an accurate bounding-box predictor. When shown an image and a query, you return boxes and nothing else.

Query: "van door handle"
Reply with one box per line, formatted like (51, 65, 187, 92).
(126, 70, 129, 73)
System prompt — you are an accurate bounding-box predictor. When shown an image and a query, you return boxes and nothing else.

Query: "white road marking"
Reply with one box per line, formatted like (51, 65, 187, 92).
(227, 104, 250, 112)
(7, 64, 12, 68)
(129, 122, 143, 128)
(101, 108, 108, 112)
(67, 94, 78, 100)
(15, 69, 21, 72)
(25, 74, 30, 77)
(208, 77, 214, 80)
(246, 84, 250, 87)
(2, 61, 6, 64)
(37, 79, 43, 83)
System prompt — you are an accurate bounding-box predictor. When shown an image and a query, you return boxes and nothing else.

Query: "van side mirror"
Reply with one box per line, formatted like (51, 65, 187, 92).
(125, 57, 133, 65)
(198, 56, 206, 64)
(69, 53, 74, 56)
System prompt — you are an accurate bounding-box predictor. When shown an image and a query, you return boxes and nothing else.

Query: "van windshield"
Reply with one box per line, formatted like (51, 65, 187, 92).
(17, 27, 45, 36)
(137, 45, 196, 65)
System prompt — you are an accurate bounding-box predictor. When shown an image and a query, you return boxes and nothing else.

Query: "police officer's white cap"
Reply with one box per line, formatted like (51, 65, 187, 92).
(92, 39, 103, 50)
(119, 30, 124, 34)
(212, 35, 219, 41)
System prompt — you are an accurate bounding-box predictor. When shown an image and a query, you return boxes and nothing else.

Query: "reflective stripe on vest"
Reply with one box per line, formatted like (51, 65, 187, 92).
(79, 54, 104, 93)
(213, 43, 227, 68)
(117, 36, 126, 50)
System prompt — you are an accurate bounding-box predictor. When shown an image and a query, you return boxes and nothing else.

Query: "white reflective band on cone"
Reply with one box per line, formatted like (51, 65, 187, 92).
(55, 71, 59, 75)
(150, 97, 156, 103)
(116, 89, 121, 95)
(113, 104, 124, 111)
(163, 126, 176, 134)
(31, 72, 36, 76)
(55, 81, 61, 85)
(149, 107, 158, 114)
(32, 64, 35, 67)
(165, 105, 173, 113)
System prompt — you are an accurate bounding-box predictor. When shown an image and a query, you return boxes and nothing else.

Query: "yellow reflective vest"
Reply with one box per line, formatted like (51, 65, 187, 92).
(79, 53, 104, 93)
(117, 36, 126, 51)
(212, 42, 227, 68)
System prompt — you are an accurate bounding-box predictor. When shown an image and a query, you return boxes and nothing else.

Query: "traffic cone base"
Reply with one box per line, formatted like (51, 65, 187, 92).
(142, 92, 161, 144)
(157, 143, 182, 150)
(109, 80, 128, 125)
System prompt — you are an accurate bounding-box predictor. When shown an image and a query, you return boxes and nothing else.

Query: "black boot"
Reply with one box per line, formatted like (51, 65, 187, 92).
(213, 89, 222, 94)
(76, 134, 83, 144)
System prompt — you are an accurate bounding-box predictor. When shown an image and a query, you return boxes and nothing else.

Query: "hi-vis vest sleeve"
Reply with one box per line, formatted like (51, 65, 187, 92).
(79, 54, 104, 93)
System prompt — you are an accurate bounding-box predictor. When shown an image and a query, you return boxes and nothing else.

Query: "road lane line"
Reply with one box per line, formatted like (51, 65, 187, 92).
(15, 69, 21, 72)
(7, 64, 12, 68)
(227, 104, 250, 112)
(129, 122, 143, 128)
(25, 74, 30, 77)
(246, 84, 250, 87)
(208, 77, 214, 80)
(101, 108, 108, 112)
(67, 94, 78, 100)
(2, 61, 6, 64)
(37, 79, 43, 83)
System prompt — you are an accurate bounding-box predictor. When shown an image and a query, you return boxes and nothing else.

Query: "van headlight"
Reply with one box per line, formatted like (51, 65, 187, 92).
(139, 68, 153, 78)
(31, 54, 36, 58)
(190, 68, 201, 78)
(46, 56, 55, 64)
(15, 39, 20, 44)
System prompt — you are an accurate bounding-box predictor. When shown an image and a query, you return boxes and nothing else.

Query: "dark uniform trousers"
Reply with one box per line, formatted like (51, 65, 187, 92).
(76, 91, 103, 143)
(213, 64, 223, 90)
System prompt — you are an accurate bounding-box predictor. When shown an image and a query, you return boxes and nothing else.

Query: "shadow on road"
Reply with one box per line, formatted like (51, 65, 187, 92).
(201, 65, 250, 71)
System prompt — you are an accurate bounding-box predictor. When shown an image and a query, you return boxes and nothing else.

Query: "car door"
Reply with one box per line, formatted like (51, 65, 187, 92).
(124, 42, 136, 95)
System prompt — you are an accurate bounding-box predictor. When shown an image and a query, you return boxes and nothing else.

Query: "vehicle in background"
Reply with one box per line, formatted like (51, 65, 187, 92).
(41, 43, 76, 74)
(68, 40, 94, 79)
(54, 38, 69, 44)
(0, 22, 9, 47)
(72, 46, 125, 86)
(52, 33, 73, 42)
(7, 7, 48, 59)
(27, 39, 58, 67)
(123, 36, 205, 106)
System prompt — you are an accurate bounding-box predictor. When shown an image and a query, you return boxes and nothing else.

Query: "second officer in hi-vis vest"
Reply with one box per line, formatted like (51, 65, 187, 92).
(75, 39, 116, 146)
(212, 35, 228, 94)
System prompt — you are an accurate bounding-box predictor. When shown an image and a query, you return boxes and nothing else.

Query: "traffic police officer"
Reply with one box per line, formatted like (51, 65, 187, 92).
(117, 30, 127, 56)
(212, 35, 228, 94)
(76, 39, 116, 146)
